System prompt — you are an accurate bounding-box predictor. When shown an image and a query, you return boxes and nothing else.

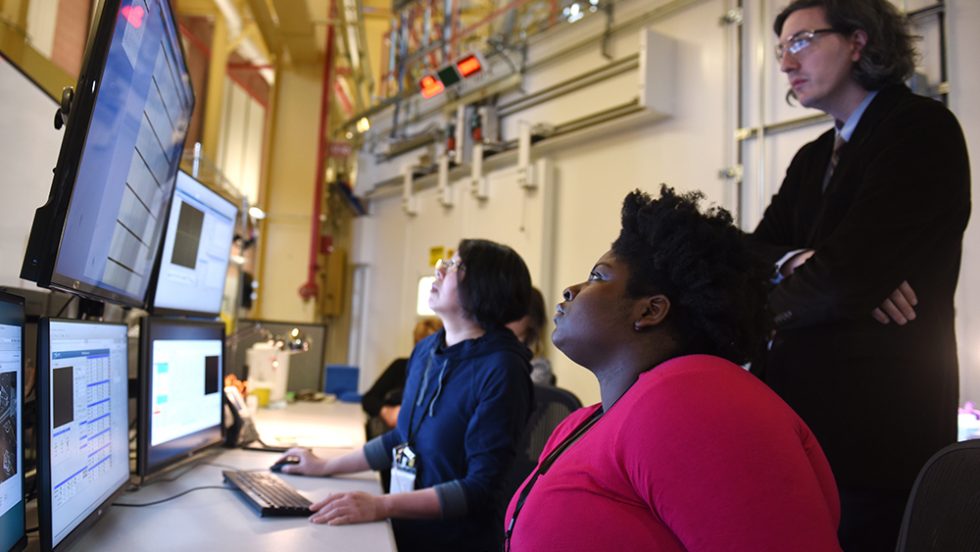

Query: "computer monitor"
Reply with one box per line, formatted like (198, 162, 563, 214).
(37, 319, 130, 551)
(137, 317, 225, 478)
(0, 292, 25, 552)
(20, 0, 195, 308)
(149, 171, 238, 317)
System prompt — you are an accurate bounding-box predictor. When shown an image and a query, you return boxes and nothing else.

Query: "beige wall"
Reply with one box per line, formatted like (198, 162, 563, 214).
(256, 62, 323, 323)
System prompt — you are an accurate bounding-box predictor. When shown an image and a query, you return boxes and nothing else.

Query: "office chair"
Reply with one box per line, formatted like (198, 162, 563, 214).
(323, 364, 361, 402)
(894, 439, 980, 552)
(501, 384, 583, 502)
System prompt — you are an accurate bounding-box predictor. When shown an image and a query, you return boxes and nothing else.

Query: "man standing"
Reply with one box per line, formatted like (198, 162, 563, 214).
(751, 1, 971, 550)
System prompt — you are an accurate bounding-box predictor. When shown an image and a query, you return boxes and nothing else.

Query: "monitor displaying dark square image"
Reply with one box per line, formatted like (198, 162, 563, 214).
(37, 319, 130, 551)
(20, 0, 195, 308)
(150, 170, 238, 317)
(0, 292, 25, 552)
(137, 317, 225, 479)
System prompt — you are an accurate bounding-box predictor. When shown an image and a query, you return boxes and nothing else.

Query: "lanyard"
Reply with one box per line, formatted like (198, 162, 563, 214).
(404, 352, 443, 446)
(504, 407, 604, 551)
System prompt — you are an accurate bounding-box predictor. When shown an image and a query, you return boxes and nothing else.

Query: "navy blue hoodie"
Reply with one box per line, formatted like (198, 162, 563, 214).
(364, 326, 533, 551)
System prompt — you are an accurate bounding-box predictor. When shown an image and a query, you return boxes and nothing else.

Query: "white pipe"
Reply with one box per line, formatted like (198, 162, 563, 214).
(214, 0, 275, 83)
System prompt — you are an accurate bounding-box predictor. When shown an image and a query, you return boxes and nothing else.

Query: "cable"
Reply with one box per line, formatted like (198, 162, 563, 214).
(202, 461, 253, 471)
(53, 295, 76, 318)
(132, 461, 203, 487)
(241, 438, 291, 453)
(26, 526, 38, 533)
(112, 486, 239, 508)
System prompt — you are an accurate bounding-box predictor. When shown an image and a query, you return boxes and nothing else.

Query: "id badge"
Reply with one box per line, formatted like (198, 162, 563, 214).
(390, 443, 417, 494)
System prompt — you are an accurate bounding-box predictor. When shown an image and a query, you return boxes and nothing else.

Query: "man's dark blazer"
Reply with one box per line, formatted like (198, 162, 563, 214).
(750, 84, 971, 490)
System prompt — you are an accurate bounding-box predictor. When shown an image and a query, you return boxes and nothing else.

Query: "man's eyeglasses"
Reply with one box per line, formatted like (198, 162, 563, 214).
(434, 257, 463, 277)
(775, 28, 839, 59)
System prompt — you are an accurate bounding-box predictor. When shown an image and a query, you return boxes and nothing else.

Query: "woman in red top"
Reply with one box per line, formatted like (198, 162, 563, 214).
(504, 187, 842, 551)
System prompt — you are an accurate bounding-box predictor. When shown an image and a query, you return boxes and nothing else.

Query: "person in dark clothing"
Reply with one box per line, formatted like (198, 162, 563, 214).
(278, 239, 533, 552)
(506, 287, 556, 385)
(361, 318, 442, 441)
(751, 1, 971, 550)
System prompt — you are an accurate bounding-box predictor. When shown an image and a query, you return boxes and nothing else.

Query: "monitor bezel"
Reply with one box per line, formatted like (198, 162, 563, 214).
(146, 170, 239, 318)
(0, 291, 26, 552)
(36, 318, 131, 552)
(20, 0, 195, 309)
(136, 316, 226, 479)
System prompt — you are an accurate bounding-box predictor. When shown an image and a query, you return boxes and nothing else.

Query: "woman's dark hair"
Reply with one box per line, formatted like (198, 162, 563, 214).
(521, 287, 547, 355)
(774, 0, 917, 91)
(457, 239, 531, 330)
(611, 186, 771, 365)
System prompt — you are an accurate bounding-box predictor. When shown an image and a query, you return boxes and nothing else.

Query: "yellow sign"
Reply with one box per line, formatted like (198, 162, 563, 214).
(429, 246, 445, 267)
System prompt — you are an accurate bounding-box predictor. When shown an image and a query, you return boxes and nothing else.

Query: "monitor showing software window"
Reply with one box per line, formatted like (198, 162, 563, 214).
(37, 320, 130, 551)
(137, 317, 224, 478)
(0, 292, 25, 552)
(150, 171, 237, 317)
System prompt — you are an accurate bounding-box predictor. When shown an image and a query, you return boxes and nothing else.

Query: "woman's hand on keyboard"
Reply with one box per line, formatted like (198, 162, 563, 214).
(309, 491, 386, 525)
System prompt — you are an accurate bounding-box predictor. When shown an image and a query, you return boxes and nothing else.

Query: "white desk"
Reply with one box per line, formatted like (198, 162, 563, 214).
(28, 401, 397, 552)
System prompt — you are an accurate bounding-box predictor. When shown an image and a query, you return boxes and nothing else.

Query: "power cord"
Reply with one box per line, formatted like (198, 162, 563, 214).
(113, 486, 239, 507)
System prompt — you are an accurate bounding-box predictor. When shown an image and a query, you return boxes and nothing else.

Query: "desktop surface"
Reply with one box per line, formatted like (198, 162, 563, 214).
(25, 400, 394, 551)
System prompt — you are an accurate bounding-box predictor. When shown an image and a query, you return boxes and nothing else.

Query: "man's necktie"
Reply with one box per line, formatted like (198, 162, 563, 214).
(822, 132, 846, 191)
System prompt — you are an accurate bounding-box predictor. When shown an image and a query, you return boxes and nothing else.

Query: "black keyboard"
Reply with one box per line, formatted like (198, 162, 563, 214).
(223, 470, 313, 517)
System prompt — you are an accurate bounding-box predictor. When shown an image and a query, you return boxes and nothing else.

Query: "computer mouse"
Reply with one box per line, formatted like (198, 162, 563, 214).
(270, 456, 301, 472)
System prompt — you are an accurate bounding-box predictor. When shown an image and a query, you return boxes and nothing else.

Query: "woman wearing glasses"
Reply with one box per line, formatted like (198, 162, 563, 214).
(503, 188, 842, 551)
(279, 239, 534, 552)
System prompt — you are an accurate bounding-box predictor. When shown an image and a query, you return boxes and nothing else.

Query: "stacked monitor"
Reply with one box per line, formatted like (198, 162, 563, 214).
(136, 317, 225, 478)
(10, 0, 239, 547)
(0, 292, 25, 552)
(20, 0, 195, 308)
(37, 320, 130, 551)
(150, 170, 238, 317)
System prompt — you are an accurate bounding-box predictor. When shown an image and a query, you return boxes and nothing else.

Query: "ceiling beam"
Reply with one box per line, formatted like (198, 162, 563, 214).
(175, 0, 218, 17)
(244, 0, 282, 56)
(270, 0, 319, 63)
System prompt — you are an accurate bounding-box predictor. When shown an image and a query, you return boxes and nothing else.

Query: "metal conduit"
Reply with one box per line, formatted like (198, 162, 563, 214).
(496, 54, 639, 116)
(341, 0, 709, 130)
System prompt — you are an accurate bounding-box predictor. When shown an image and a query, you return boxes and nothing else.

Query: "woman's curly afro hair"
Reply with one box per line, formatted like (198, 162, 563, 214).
(611, 185, 771, 365)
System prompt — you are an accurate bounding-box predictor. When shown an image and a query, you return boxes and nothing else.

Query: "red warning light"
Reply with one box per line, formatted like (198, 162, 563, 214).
(120, 5, 146, 29)
(456, 55, 482, 77)
(419, 75, 445, 99)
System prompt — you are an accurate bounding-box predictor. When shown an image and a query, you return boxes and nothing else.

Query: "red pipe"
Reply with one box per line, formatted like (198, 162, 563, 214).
(299, 0, 337, 301)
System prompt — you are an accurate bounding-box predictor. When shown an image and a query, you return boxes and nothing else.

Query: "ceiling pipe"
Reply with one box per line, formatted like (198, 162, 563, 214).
(213, 0, 275, 83)
(299, 0, 338, 302)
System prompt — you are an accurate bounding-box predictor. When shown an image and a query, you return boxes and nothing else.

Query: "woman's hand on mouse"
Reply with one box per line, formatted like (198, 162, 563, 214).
(278, 448, 331, 476)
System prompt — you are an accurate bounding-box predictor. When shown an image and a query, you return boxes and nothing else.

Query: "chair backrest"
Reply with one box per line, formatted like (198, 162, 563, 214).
(323, 364, 361, 402)
(501, 384, 583, 504)
(895, 439, 980, 552)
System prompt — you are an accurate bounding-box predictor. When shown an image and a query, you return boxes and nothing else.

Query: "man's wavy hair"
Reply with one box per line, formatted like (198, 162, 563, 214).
(775, 0, 918, 91)
(611, 186, 771, 365)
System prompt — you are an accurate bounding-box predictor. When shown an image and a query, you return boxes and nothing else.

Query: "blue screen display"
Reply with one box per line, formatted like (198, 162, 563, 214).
(52, 0, 194, 305)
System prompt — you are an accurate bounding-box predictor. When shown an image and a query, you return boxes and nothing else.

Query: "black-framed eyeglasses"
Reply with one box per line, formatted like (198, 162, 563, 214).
(775, 28, 839, 59)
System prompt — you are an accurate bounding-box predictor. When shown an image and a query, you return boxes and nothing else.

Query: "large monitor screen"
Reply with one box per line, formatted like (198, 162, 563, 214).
(37, 320, 130, 551)
(137, 317, 224, 478)
(0, 292, 25, 552)
(150, 171, 237, 317)
(20, 0, 194, 308)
